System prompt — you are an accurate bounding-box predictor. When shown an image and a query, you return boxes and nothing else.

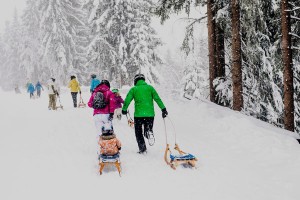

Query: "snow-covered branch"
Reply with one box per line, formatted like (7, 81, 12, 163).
(292, 46, 300, 51)
(291, 16, 300, 21)
(290, 32, 300, 39)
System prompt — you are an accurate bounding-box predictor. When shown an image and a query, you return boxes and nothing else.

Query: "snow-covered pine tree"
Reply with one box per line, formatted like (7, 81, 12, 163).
(241, 0, 284, 126)
(84, 0, 127, 87)
(155, 0, 211, 100)
(181, 31, 209, 100)
(38, 0, 86, 84)
(290, 0, 300, 133)
(155, 0, 228, 103)
(20, 0, 43, 83)
(67, 0, 89, 84)
(0, 10, 23, 90)
(85, 0, 162, 87)
(0, 31, 8, 89)
(124, 0, 162, 85)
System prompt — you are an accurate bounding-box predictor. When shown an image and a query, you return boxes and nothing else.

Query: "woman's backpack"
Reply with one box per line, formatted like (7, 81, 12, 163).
(92, 91, 107, 109)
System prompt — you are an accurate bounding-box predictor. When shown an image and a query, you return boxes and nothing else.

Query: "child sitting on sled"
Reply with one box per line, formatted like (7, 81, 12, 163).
(98, 124, 122, 175)
(98, 125, 122, 156)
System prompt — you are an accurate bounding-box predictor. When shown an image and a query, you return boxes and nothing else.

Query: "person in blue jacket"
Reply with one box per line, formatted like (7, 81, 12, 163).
(35, 81, 44, 98)
(90, 74, 101, 93)
(27, 83, 35, 99)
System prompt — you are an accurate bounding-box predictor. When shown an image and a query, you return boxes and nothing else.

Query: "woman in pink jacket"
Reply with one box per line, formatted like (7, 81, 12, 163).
(88, 80, 116, 137)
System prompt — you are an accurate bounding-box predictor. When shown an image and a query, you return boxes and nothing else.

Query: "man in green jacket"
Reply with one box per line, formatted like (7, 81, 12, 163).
(122, 74, 168, 154)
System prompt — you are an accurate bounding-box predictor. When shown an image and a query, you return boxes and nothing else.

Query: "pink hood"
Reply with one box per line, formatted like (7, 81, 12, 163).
(88, 84, 116, 115)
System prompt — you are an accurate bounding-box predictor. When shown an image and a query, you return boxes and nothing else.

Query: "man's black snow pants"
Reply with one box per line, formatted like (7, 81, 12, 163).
(134, 117, 154, 152)
(71, 92, 78, 107)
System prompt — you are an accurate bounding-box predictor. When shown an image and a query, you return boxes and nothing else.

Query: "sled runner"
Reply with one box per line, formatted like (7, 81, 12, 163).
(163, 117, 197, 170)
(56, 95, 64, 110)
(183, 92, 192, 100)
(78, 94, 86, 108)
(98, 153, 122, 176)
(164, 143, 197, 170)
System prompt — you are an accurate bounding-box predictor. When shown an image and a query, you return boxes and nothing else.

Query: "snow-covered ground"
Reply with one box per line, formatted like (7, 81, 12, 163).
(1, 87, 300, 200)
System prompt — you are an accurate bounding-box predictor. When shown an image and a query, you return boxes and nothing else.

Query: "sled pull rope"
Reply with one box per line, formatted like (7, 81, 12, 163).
(163, 118, 168, 145)
(166, 116, 178, 144)
(127, 110, 134, 121)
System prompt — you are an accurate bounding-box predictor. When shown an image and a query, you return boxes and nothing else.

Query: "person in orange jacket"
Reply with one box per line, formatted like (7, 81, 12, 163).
(98, 124, 121, 156)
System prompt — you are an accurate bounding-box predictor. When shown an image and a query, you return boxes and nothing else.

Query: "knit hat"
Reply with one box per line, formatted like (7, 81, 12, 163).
(70, 75, 76, 80)
(91, 74, 96, 79)
(100, 80, 110, 88)
(134, 74, 145, 85)
(112, 89, 119, 93)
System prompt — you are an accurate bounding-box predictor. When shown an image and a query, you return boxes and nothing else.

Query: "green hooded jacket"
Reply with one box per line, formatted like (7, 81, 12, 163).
(122, 80, 166, 117)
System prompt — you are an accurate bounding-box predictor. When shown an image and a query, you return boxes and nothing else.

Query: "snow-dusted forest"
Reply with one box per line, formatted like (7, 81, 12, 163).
(0, 0, 300, 135)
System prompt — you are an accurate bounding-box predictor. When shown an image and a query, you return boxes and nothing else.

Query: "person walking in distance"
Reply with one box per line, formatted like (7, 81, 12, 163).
(68, 75, 81, 108)
(90, 74, 101, 93)
(35, 81, 44, 98)
(122, 74, 168, 154)
(47, 78, 59, 110)
(27, 82, 35, 99)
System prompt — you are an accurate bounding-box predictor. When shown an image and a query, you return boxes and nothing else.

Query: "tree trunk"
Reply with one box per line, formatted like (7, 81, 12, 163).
(216, 24, 225, 78)
(215, 2, 225, 78)
(207, 0, 217, 102)
(281, 0, 294, 131)
(231, 0, 243, 111)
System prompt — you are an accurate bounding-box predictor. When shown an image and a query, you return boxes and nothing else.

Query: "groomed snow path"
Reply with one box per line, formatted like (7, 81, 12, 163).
(1, 88, 300, 200)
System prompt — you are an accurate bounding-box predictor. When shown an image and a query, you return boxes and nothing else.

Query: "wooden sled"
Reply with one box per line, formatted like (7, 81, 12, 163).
(78, 95, 86, 108)
(56, 95, 63, 110)
(78, 102, 86, 108)
(98, 154, 122, 176)
(128, 119, 134, 128)
(55, 105, 64, 110)
(126, 113, 134, 128)
(164, 144, 197, 170)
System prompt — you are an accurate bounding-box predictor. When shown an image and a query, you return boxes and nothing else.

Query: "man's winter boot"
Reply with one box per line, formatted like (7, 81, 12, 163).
(137, 150, 147, 154)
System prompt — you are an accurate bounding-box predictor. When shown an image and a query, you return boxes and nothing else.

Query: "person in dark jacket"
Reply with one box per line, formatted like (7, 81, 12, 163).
(122, 74, 168, 154)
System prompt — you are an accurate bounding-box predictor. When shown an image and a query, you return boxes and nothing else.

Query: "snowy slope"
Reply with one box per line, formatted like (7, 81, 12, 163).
(1, 87, 300, 200)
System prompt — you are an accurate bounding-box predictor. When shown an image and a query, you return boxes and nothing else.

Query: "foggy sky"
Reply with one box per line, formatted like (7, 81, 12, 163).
(0, 0, 26, 31)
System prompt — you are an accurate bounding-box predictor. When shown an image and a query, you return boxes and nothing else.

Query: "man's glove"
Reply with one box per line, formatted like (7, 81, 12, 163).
(108, 113, 114, 121)
(79, 91, 82, 94)
(122, 110, 128, 115)
(162, 108, 168, 118)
